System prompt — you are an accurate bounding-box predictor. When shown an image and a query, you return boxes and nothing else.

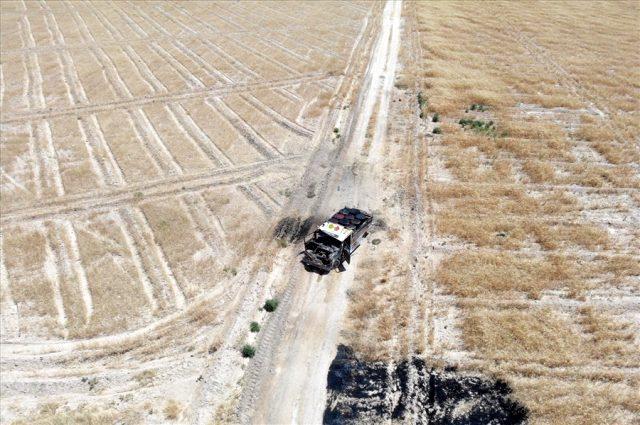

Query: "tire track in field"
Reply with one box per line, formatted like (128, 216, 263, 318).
(102, 5, 280, 223)
(206, 97, 282, 160)
(25, 10, 93, 203)
(110, 210, 158, 312)
(44, 221, 88, 330)
(116, 2, 234, 89)
(241, 93, 313, 138)
(128, 5, 313, 138)
(37, 120, 65, 197)
(61, 220, 93, 321)
(236, 184, 275, 216)
(66, 1, 185, 181)
(0, 156, 300, 224)
(19, 14, 45, 110)
(22, 7, 106, 330)
(160, 2, 316, 138)
(146, 1, 303, 89)
(119, 206, 185, 310)
(79, 6, 279, 239)
(249, 2, 346, 58)
(0, 234, 20, 340)
(180, 193, 228, 260)
(43, 4, 89, 105)
(165, 3, 258, 81)
(77, 114, 127, 187)
(1, 73, 332, 124)
(98, 4, 231, 170)
(507, 27, 638, 152)
(257, 2, 356, 46)
(173, 2, 310, 80)
(235, 2, 342, 58)
(17, 15, 44, 199)
(42, 222, 68, 332)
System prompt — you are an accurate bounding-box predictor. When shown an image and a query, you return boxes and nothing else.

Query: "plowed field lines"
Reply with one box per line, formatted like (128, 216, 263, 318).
(0, 234, 20, 339)
(165, 103, 231, 167)
(77, 114, 126, 187)
(95, 212, 155, 315)
(242, 93, 313, 138)
(20, 18, 45, 110)
(42, 14, 88, 106)
(1, 156, 299, 224)
(207, 97, 282, 159)
(42, 223, 67, 330)
(1, 73, 330, 124)
(181, 193, 227, 259)
(120, 206, 185, 310)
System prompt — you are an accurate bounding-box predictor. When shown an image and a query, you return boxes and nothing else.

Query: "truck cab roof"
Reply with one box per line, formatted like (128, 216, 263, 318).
(318, 221, 353, 242)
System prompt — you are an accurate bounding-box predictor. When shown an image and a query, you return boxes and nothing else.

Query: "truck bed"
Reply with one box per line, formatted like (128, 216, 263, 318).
(327, 207, 372, 232)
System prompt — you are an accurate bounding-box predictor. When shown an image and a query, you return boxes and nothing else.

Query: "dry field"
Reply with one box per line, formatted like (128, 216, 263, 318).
(343, 1, 639, 425)
(1, 0, 638, 424)
(0, 1, 375, 422)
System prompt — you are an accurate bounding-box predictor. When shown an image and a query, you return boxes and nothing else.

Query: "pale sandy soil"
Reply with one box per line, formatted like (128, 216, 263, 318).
(0, 1, 379, 422)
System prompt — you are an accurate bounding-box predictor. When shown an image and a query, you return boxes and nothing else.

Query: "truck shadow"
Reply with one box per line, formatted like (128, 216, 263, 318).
(274, 216, 318, 243)
(302, 263, 331, 275)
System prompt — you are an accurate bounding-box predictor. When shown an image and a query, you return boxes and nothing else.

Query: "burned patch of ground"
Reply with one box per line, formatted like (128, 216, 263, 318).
(274, 217, 318, 243)
(324, 345, 528, 425)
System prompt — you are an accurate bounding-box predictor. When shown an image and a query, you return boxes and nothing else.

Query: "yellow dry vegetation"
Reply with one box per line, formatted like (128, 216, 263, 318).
(11, 405, 138, 425)
(414, 0, 639, 423)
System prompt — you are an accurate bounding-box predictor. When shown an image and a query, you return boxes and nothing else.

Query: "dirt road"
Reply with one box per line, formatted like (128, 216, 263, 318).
(243, 1, 404, 423)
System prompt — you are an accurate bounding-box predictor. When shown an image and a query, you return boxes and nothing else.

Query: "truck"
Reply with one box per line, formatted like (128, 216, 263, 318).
(301, 207, 373, 273)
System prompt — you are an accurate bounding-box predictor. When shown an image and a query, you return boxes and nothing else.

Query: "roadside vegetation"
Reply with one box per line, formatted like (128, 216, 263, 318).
(242, 344, 256, 358)
(263, 299, 279, 312)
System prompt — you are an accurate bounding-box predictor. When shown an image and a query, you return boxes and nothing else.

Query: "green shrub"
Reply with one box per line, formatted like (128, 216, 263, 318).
(241, 344, 256, 358)
(432, 113, 440, 122)
(469, 103, 487, 112)
(433, 127, 442, 134)
(250, 322, 260, 332)
(223, 266, 237, 276)
(264, 299, 279, 312)
(458, 118, 496, 135)
(417, 92, 427, 109)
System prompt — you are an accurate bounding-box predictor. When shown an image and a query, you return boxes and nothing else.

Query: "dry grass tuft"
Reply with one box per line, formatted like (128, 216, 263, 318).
(522, 160, 555, 183)
(163, 399, 182, 421)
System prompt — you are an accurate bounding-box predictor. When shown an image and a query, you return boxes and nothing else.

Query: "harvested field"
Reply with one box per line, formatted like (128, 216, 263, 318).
(1, 0, 375, 422)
